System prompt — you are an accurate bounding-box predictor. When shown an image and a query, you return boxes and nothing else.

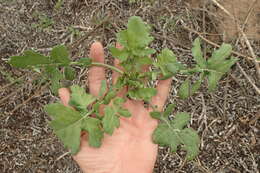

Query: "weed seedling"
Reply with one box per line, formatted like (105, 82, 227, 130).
(9, 16, 237, 160)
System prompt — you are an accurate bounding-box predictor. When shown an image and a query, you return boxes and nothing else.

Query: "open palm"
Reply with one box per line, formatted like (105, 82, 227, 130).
(58, 42, 172, 173)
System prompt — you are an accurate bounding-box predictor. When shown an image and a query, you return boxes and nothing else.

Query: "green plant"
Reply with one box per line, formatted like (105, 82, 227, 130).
(9, 16, 237, 160)
(0, 66, 17, 83)
(68, 26, 83, 38)
(31, 13, 54, 30)
(54, 0, 64, 10)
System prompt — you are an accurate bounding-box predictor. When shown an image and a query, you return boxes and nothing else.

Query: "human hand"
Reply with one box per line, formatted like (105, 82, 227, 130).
(58, 42, 172, 173)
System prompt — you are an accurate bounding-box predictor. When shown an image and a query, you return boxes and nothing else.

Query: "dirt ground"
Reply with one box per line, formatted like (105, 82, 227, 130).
(0, 0, 259, 173)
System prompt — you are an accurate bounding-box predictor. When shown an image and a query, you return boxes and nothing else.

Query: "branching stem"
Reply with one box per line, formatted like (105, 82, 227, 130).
(70, 61, 123, 74)
(91, 62, 123, 74)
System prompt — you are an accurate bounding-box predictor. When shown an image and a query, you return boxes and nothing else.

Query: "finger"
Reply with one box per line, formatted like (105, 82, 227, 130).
(151, 78, 172, 111)
(88, 42, 106, 97)
(58, 88, 70, 107)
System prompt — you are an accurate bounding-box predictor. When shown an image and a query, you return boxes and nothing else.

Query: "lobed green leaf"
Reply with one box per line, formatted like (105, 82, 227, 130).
(123, 16, 153, 49)
(69, 85, 96, 112)
(50, 45, 71, 65)
(64, 66, 76, 81)
(110, 46, 129, 62)
(178, 78, 190, 99)
(156, 48, 184, 78)
(180, 128, 200, 160)
(103, 90, 117, 105)
(192, 38, 206, 68)
(45, 66, 64, 94)
(81, 117, 103, 147)
(152, 123, 181, 152)
(44, 103, 82, 154)
(152, 112, 200, 160)
(102, 106, 120, 135)
(128, 88, 157, 101)
(207, 43, 232, 65)
(171, 112, 190, 130)
(163, 104, 176, 117)
(9, 50, 51, 68)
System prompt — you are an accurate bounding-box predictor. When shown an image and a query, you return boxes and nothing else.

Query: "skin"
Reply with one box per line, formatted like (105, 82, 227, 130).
(58, 42, 172, 173)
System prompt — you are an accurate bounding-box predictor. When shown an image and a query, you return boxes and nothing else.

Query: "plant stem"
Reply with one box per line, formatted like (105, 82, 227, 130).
(69, 61, 124, 74)
(91, 62, 123, 74)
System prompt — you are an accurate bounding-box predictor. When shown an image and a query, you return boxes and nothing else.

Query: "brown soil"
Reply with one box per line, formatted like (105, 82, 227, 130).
(1, 0, 259, 173)
(190, 0, 260, 40)
(217, 0, 260, 40)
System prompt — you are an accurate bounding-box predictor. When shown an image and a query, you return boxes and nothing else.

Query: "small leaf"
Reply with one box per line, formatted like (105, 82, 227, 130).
(172, 112, 190, 130)
(215, 57, 237, 73)
(207, 71, 222, 92)
(166, 62, 184, 74)
(192, 38, 206, 68)
(118, 108, 131, 117)
(150, 111, 161, 119)
(125, 16, 153, 49)
(132, 48, 156, 57)
(156, 48, 183, 78)
(178, 76, 202, 99)
(50, 45, 71, 65)
(44, 103, 82, 154)
(99, 80, 107, 98)
(110, 46, 129, 62)
(178, 78, 190, 99)
(180, 128, 200, 160)
(64, 66, 76, 80)
(205, 43, 236, 92)
(163, 104, 176, 117)
(103, 90, 117, 105)
(117, 30, 129, 48)
(69, 85, 96, 112)
(54, 0, 63, 10)
(207, 44, 232, 67)
(136, 57, 153, 65)
(152, 112, 200, 159)
(9, 50, 51, 68)
(128, 88, 157, 101)
(191, 75, 203, 94)
(113, 97, 125, 106)
(81, 117, 103, 147)
(92, 102, 101, 117)
(152, 123, 181, 152)
(102, 106, 120, 135)
(45, 66, 63, 95)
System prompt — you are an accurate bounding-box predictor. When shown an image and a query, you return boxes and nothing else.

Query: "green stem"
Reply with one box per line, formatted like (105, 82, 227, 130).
(91, 62, 123, 74)
(70, 61, 123, 74)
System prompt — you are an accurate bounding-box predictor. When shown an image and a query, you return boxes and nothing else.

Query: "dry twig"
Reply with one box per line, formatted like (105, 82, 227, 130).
(236, 63, 260, 95)
(0, 75, 25, 92)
